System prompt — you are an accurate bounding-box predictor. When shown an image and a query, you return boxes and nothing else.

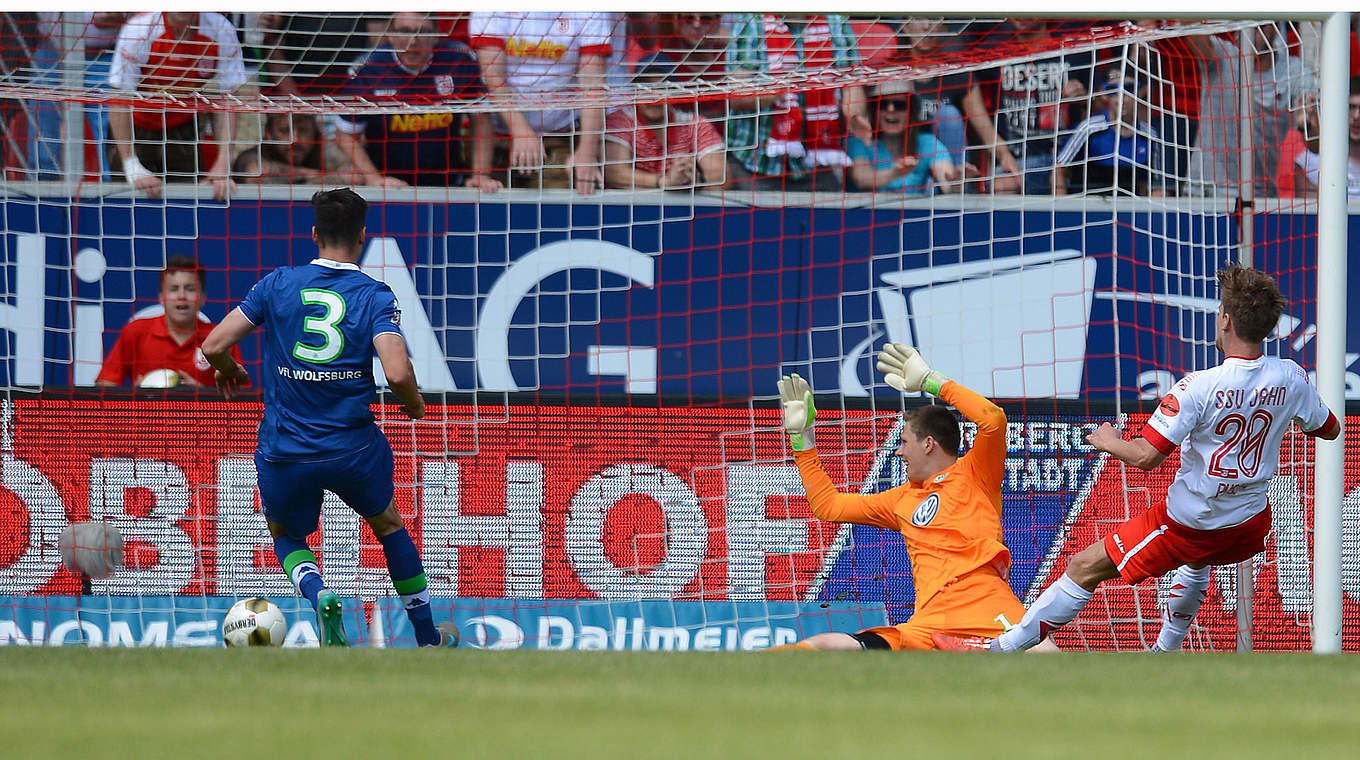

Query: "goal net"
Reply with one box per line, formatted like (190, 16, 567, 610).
(0, 12, 1353, 650)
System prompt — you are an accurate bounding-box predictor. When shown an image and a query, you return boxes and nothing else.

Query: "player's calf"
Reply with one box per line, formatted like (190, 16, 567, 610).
(376, 526, 442, 647)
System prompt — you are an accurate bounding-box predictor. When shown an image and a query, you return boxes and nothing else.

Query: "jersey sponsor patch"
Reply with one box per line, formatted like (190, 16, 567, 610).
(911, 493, 940, 527)
(1159, 393, 1180, 417)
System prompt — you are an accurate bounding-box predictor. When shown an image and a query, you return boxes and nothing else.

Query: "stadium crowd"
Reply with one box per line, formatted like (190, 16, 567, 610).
(3, 12, 1360, 199)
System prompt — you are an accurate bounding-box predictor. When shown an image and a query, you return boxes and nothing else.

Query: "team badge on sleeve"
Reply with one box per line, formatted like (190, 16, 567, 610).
(391, 309, 401, 326)
(1158, 393, 1180, 417)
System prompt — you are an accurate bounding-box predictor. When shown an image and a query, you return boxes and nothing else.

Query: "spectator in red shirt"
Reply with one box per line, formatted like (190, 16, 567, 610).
(108, 12, 248, 201)
(96, 256, 248, 389)
(603, 53, 727, 190)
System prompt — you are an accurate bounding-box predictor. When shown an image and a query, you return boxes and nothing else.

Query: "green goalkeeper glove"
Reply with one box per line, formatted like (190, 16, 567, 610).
(777, 373, 816, 451)
(876, 342, 950, 396)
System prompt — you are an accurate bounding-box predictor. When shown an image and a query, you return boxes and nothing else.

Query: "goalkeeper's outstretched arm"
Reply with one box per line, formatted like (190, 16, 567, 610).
(778, 373, 897, 529)
(876, 342, 1007, 493)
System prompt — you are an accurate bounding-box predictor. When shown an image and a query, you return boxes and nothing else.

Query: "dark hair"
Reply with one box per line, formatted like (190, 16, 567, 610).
(902, 404, 961, 456)
(161, 254, 204, 289)
(262, 113, 323, 170)
(1350, 76, 1360, 97)
(231, 114, 325, 184)
(1218, 263, 1286, 343)
(870, 91, 921, 157)
(311, 188, 368, 249)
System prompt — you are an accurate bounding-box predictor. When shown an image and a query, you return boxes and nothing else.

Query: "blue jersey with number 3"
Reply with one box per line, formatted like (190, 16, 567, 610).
(238, 259, 404, 461)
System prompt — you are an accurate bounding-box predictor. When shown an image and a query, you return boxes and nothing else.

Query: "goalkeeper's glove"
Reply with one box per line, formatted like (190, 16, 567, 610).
(777, 373, 816, 451)
(876, 342, 950, 397)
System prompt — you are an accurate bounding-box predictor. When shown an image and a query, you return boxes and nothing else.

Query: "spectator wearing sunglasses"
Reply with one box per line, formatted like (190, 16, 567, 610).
(848, 80, 973, 194)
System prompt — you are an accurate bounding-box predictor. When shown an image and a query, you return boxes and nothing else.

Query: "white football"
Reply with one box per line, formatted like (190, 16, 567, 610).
(138, 368, 181, 388)
(222, 597, 287, 647)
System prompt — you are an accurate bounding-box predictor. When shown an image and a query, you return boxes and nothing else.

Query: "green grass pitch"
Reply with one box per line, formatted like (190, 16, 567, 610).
(3, 649, 1359, 759)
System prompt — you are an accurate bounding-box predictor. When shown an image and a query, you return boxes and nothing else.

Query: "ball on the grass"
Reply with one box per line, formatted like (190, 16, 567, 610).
(222, 597, 287, 647)
(58, 521, 123, 579)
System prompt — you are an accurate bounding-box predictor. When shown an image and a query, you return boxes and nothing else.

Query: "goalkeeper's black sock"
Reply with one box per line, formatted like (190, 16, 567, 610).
(378, 527, 439, 646)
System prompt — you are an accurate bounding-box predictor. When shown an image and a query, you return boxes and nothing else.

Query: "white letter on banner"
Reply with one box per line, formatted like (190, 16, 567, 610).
(0, 233, 45, 385)
(88, 458, 193, 594)
(475, 239, 655, 391)
(320, 492, 388, 597)
(48, 619, 103, 646)
(1270, 476, 1311, 615)
(538, 616, 574, 650)
(565, 464, 704, 599)
(1346, 482, 1360, 604)
(0, 453, 67, 594)
(725, 465, 810, 600)
(108, 620, 168, 648)
(360, 237, 457, 392)
(214, 457, 292, 596)
(172, 620, 219, 647)
(420, 460, 544, 598)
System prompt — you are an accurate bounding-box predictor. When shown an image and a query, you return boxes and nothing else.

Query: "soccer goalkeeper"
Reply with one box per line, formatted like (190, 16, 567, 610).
(774, 343, 1056, 651)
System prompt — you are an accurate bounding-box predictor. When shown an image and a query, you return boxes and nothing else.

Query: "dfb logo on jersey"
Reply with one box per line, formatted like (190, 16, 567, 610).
(911, 494, 941, 527)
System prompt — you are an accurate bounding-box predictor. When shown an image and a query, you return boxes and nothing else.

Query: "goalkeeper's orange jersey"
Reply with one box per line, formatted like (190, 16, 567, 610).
(794, 381, 1010, 610)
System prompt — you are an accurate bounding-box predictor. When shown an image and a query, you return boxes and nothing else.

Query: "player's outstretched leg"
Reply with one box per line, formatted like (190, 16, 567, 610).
(932, 572, 1096, 652)
(997, 573, 1094, 651)
(935, 572, 1097, 652)
(1152, 564, 1210, 652)
(274, 536, 327, 611)
(377, 527, 443, 647)
(316, 589, 349, 647)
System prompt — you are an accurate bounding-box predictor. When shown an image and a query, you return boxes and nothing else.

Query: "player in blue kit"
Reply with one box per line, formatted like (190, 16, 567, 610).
(202, 187, 455, 648)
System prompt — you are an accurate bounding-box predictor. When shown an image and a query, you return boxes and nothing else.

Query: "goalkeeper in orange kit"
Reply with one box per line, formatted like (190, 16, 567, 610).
(774, 343, 1056, 651)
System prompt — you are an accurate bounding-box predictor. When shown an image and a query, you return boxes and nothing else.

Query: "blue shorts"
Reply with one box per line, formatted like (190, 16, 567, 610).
(255, 434, 395, 539)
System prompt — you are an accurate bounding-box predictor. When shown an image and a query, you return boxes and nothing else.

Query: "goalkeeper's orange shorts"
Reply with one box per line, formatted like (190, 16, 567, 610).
(855, 568, 1026, 650)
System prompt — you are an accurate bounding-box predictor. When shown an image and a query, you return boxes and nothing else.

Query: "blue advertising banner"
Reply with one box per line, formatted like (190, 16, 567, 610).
(0, 595, 885, 649)
(2, 197, 1356, 399)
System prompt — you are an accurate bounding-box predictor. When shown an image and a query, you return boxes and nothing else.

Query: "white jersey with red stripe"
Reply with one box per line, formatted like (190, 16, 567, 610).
(468, 12, 614, 134)
(1142, 355, 1337, 530)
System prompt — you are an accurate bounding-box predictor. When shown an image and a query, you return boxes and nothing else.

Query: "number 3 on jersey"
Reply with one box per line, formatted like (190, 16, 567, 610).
(294, 288, 346, 363)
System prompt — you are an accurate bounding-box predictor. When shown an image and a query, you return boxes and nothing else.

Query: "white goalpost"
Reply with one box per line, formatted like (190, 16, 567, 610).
(0, 11, 1350, 651)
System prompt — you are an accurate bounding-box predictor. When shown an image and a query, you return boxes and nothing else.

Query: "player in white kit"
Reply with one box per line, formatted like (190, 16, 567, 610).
(934, 264, 1341, 652)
